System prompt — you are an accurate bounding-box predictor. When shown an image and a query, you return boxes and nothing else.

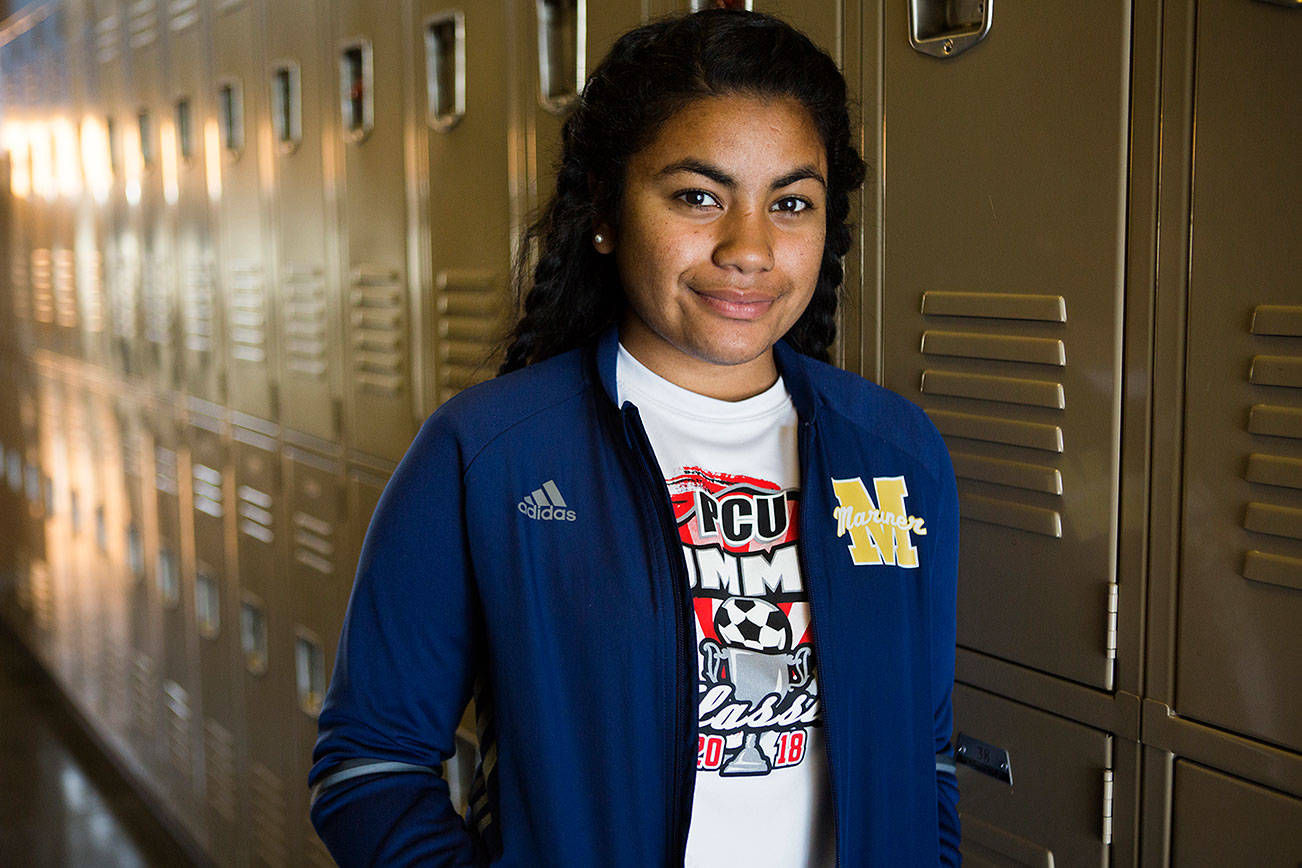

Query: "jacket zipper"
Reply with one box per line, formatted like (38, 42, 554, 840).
(797, 418, 842, 868)
(621, 405, 697, 866)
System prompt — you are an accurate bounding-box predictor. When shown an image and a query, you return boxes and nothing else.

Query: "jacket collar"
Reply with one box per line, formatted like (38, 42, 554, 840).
(593, 324, 819, 422)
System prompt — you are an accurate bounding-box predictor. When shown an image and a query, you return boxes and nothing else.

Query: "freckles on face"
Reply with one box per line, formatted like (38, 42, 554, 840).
(604, 94, 829, 398)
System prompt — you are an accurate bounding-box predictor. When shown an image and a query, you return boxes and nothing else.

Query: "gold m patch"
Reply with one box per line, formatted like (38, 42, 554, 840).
(830, 476, 927, 568)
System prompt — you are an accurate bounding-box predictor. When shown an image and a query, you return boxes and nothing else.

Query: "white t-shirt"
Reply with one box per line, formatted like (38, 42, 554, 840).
(617, 344, 835, 868)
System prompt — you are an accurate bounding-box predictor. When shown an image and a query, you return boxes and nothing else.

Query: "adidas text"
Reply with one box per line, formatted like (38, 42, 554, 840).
(518, 480, 576, 522)
(517, 502, 577, 522)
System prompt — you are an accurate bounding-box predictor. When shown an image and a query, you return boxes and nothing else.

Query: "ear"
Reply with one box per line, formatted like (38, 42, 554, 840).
(592, 220, 615, 254)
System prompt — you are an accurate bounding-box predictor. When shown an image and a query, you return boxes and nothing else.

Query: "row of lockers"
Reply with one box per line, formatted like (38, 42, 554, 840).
(0, 0, 1299, 864)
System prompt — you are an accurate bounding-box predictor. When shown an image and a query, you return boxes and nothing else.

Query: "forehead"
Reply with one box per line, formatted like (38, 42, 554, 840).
(630, 94, 827, 176)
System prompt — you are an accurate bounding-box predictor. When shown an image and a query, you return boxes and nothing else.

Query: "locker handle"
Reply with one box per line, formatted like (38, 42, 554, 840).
(1253, 0, 1301, 7)
(908, 0, 992, 58)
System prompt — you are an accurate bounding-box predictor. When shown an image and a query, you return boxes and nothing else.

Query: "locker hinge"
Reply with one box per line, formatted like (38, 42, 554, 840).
(1105, 582, 1119, 660)
(1101, 768, 1114, 846)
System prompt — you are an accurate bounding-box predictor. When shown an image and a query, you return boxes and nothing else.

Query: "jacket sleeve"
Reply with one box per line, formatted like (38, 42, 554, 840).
(310, 412, 482, 867)
(931, 443, 962, 866)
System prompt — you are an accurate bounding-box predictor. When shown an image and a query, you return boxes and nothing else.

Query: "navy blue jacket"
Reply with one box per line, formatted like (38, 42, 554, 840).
(311, 328, 961, 866)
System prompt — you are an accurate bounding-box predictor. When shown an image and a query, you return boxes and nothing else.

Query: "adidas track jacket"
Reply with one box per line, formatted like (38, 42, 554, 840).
(310, 327, 961, 866)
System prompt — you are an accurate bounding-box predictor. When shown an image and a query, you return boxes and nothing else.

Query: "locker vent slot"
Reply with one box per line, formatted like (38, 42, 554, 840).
(928, 409, 1064, 453)
(154, 445, 179, 495)
(81, 248, 105, 333)
(437, 270, 501, 399)
(229, 259, 268, 362)
(921, 330, 1065, 366)
(32, 248, 53, 323)
(250, 762, 287, 866)
(237, 485, 275, 544)
(1242, 551, 1302, 592)
(921, 291, 1067, 322)
(960, 494, 1062, 538)
(162, 679, 192, 783)
(1250, 304, 1302, 337)
(168, 0, 199, 32)
(192, 462, 224, 518)
(203, 718, 237, 822)
(128, 0, 159, 49)
(292, 510, 335, 575)
(143, 253, 172, 345)
(54, 248, 77, 328)
(96, 14, 122, 63)
(283, 264, 328, 379)
(921, 370, 1065, 409)
(183, 254, 215, 352)
(12, 249, 29, 319)
(349, 267, 406, 396)
(1240, 307, 1302, 592)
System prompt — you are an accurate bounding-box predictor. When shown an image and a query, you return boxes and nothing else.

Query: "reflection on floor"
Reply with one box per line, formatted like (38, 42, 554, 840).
(0, 625, 195, 867)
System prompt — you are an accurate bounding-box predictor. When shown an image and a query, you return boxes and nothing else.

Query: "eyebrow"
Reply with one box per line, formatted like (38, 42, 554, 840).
(656, 158, 826, 191)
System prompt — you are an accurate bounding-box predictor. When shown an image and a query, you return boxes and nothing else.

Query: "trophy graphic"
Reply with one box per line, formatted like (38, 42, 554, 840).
(701, 597, 814, 776)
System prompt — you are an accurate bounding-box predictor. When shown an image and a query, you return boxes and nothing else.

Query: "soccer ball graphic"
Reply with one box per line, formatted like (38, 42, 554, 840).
(714, 597, 792, 652)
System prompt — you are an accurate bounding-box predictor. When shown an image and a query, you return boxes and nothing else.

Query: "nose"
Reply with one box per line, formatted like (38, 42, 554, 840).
(712, 206, 774, 274)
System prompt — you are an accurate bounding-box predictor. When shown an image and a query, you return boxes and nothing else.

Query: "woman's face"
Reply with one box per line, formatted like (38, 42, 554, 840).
(597, 94, 828, 400)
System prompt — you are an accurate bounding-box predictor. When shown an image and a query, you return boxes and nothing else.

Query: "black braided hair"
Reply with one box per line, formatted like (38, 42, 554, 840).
(499, 9, 866, 374)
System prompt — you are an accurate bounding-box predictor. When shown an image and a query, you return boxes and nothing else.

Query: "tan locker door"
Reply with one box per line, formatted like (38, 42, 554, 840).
(335, 3, 414, 464)
(284, 446, 349, 867)
(515, 0, 643, 228)
(37, 374, 72, 678)
(188, 415, 248, 865)
(171, 10, 222, 405)
(127, 5, 179, 393)
(43, 12, 82, 361)
(267, 0, 341, 445)
(1171, 761, 1301, 866)
(65, 383, 98, 709)
(415, 0, 511, 404)
(150, 403, 205, 837)
(954, 684, 1112, 868)
(212, 0, 277, 423)
(1175, 0, 1302, 754)
(92, 386, 134, 740)
(881, 1, 1131, 689)
(232, 428, 303, 866)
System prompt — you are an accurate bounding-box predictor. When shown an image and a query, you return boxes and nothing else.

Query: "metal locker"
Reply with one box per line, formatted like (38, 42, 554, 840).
(880, 0, 1133, 690)
(411, 0, 512, 406)
(63, 379, 101, 712)
(126, 0, 181, 393)
(1170, 761, 1301, 866)
(149, 400, 206, 840)
(285, 446, 349, 867)
(36, 370, 72, 678)
(233, 425, 301, 868)
(211, 0, 278, 423)
(188, 408, 248, 866)
(171, 4, 223, 406)
(266, 0, 343, 447)
(1174, 0, 1302, 755)
(116, 391, 163, 779)
(953, 684, 1114, 867)
(512, 0, 643, 234)
(333, 1, 415, 463)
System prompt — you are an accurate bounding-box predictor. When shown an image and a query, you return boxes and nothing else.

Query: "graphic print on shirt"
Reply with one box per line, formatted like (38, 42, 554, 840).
(669, 466, 821, 777)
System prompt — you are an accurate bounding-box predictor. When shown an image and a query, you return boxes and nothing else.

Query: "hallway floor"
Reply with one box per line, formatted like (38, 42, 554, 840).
(0, 625, 195, 867)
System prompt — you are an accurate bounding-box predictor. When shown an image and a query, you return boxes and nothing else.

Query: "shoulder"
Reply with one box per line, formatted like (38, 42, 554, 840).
(790, 353, 952, 480)
(413, 347, 595, 468)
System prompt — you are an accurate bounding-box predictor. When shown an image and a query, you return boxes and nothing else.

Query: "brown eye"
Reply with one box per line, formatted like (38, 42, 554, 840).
(771, 196, 812, 214)
(676, 189, 721, 209)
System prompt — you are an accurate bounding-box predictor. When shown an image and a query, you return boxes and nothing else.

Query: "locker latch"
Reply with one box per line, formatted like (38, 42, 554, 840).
(908, 0, 993, 58)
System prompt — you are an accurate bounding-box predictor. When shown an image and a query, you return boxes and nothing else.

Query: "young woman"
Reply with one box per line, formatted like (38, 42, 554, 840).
(311, 10, 960, 866)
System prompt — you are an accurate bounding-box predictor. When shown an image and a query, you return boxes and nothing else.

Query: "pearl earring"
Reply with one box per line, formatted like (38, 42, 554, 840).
(594, 233, 605, 245)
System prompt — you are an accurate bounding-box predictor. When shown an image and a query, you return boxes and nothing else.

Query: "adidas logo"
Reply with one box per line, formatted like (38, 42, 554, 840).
(518, 479, 577, 522)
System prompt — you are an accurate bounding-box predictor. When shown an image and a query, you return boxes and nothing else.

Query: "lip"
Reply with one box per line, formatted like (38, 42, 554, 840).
(691, 287, 778, 321)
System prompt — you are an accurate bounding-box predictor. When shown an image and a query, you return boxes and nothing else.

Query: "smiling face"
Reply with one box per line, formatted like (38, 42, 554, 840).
(597, 94, 828, 400)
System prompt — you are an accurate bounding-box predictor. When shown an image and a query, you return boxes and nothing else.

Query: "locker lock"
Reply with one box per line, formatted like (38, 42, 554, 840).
(955, 732, 1013, 785)
(908, 0, 993, 59)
